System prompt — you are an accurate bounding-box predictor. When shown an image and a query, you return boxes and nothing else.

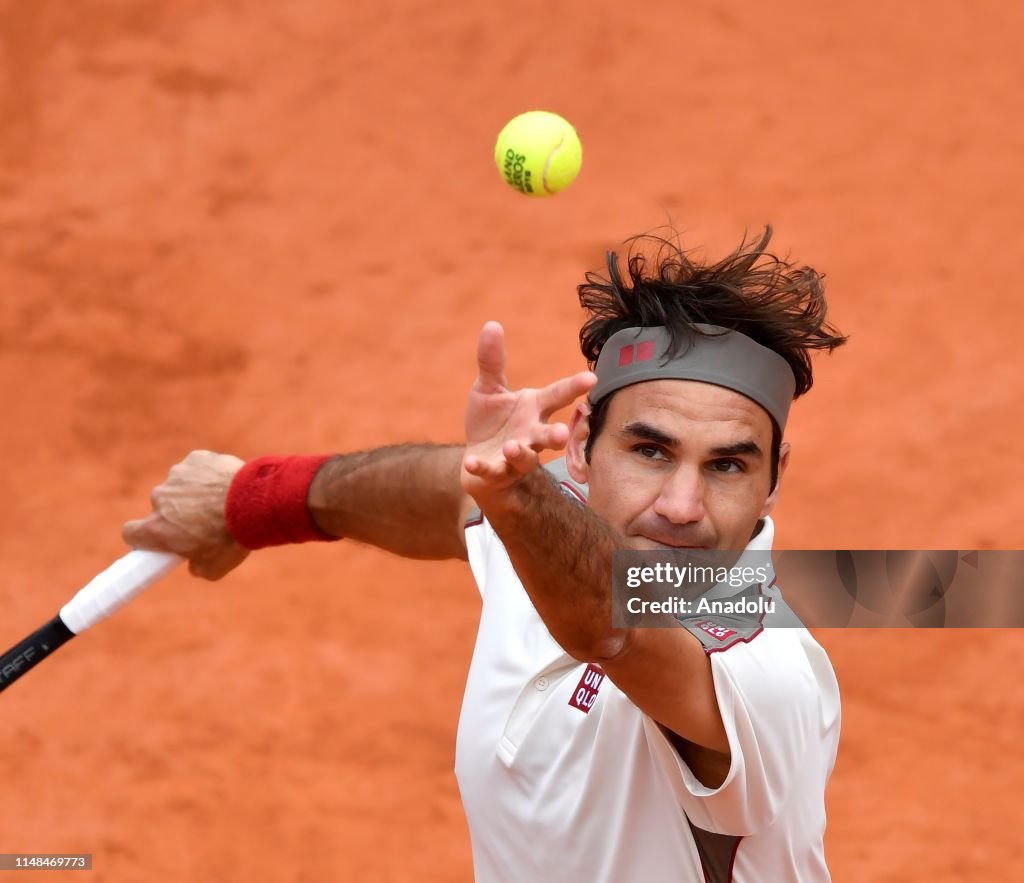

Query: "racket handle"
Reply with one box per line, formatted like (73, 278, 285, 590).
(59, 550, 184, 635)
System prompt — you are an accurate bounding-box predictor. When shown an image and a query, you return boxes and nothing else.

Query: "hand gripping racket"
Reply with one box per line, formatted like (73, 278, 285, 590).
(0, 551, 183, 694)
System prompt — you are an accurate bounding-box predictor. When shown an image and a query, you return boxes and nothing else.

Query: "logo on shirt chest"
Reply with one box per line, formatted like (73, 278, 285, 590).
(568, 664, 605, 714)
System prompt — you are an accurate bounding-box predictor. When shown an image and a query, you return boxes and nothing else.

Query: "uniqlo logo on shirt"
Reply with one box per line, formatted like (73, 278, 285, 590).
(695, 620, 736, 641)
(569, 664, 604, 713)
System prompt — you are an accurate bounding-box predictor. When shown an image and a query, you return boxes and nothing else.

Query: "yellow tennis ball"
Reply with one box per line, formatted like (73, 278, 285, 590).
(494, 111, 583, 197)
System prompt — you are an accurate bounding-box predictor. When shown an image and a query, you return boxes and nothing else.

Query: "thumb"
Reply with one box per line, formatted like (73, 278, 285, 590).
(122, 515, 171, 552)
(475, 321, 508, 390)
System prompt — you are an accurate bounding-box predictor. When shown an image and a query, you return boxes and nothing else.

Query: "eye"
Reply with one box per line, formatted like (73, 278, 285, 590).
(634, 444, 667, 461)
(710, 458, 744, 473)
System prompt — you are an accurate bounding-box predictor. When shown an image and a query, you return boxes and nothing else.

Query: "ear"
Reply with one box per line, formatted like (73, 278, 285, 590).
(565, 402, 592, 485)
(760, 440, 790, 518)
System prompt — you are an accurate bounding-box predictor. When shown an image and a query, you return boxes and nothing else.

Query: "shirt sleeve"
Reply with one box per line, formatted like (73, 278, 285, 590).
(462, 459, 587, 603)
(641, 628, 823, 835)
(464, 511, 493, 600)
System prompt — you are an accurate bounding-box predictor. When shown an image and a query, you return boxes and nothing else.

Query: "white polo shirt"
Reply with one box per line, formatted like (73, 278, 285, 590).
(455, 466, 841, 883)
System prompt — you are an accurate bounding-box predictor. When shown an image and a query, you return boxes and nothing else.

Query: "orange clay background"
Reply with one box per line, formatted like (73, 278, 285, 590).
(1, 1, 1022, 880)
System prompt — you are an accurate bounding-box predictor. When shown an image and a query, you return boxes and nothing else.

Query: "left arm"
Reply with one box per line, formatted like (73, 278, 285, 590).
(461, 322, 727, 754)
(478, 468, 727, 754)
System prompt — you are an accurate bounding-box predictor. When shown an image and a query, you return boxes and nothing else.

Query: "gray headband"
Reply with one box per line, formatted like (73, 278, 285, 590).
(590, 324, 797, 430)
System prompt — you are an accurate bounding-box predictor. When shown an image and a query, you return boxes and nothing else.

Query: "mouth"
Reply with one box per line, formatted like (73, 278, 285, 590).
(636, 537, 709, 551)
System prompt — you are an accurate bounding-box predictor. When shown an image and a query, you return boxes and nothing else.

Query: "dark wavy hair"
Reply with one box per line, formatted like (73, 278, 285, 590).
(577, 226, 848, 488)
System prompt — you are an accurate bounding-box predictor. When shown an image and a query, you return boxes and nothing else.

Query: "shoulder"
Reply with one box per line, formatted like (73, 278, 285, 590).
(676, 583, 773, 656)
(676, 583, 837, 713)
(540, 457, 589, 504)
(677, 578, 809, 655)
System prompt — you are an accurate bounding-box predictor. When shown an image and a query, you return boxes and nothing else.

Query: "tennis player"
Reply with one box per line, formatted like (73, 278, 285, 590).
(125, 227, 848, 882)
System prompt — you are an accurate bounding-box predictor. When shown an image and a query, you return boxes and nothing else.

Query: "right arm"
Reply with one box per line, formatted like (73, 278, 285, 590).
(308, 445, 471, 560)
(122, 445, 472, 579)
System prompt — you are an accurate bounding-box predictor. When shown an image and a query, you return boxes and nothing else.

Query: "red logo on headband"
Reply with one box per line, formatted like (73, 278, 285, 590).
(618, 341, 656, 367)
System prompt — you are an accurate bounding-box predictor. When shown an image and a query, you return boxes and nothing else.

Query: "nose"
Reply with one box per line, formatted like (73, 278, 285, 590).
(652, 465, 706, 525)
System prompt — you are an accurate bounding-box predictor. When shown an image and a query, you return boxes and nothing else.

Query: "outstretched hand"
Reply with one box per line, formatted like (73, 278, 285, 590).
(461, 321, 596, 509)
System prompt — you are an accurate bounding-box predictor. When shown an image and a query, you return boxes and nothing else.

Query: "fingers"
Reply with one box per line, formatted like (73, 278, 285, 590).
(475, 321, 508, 390)
(466, 323, 593, 498)
(123, 448, 248, 582)
(501, 438, 548, 473)
(124, 514, 207, 558)
(463, 453, 509, 482)
(502, 440, 540, 475)
(537, 371, 597, 418)
(188, 545, 250, 582)
(527, 421, 570, 452)
(462, 421, 568, 490)
(465, 443, 541, 479)
(464, 443, 535, 476)
(125, 514, 248, 581)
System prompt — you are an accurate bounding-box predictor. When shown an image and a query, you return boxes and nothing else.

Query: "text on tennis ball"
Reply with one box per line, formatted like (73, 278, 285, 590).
(502, 149, 533, 195)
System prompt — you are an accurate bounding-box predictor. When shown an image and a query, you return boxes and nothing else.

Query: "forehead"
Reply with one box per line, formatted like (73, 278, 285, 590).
(603, 379, 774, 442)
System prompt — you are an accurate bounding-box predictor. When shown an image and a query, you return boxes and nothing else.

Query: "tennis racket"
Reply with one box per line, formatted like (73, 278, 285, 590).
(0, 550, 183, 694)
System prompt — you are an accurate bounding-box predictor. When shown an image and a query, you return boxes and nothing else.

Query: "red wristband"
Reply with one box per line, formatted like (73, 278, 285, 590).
(225, 455, 339, 550)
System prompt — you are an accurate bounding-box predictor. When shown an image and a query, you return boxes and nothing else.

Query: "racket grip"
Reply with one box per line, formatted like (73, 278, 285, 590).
(59, 550, 184, 635)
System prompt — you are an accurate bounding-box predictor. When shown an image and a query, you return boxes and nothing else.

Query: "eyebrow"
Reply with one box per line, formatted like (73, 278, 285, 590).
(620, 421, 678, 448)
(620, 422, 764, 459)
(708, 440, 764, 460)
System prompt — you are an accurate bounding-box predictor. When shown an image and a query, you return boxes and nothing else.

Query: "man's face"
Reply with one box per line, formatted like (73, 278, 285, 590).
(566, 380, 789, 552)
